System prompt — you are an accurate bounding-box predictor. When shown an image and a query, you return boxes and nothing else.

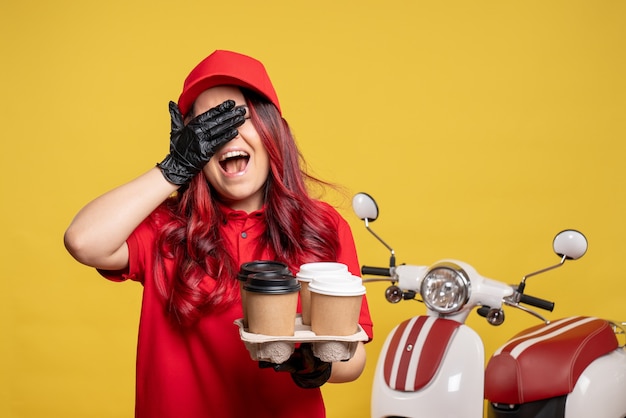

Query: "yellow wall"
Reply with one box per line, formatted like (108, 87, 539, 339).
(2, 1, 625, 417)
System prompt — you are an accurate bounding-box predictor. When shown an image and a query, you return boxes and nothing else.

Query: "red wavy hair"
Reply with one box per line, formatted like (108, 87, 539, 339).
(154, 89, 340, 325)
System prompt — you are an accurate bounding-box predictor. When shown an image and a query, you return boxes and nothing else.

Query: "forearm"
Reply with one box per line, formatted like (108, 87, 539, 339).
(64, 167, 178, 270)
(328, 342, 366, 383)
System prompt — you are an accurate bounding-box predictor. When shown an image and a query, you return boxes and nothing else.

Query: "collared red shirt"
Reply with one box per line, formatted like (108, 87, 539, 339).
(100, 201, 373, 418)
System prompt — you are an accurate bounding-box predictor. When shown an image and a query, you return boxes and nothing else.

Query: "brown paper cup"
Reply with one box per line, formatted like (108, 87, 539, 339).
(238, 261, 291, 328)
(296, 262, 351, 326)
(239, 282, 248, 328)
(299, 281, 312, 325)
(246, 292, 299, 336)
(310, 293, 363, 336)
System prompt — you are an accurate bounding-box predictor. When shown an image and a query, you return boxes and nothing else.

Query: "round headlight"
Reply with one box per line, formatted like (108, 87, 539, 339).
(420, 262, 470, 314)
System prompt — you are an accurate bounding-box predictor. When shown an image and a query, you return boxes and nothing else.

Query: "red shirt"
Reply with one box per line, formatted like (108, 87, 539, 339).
(100, 202, 373, 418)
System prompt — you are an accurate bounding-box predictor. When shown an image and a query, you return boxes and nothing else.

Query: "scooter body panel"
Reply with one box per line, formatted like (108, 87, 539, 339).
(565, 348, 626, 418)
(371, 317, 484, 418)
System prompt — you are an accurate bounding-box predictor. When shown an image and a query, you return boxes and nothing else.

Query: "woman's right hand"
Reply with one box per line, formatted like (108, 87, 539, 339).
(157, 100, 246, 185)
(64, 100, 246, 270)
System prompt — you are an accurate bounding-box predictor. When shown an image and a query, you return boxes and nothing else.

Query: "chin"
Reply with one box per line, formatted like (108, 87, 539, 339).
(219, 189, 264, 211)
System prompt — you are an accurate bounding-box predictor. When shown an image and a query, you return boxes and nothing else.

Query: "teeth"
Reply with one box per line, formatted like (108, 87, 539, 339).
(220, 151, 249, 161)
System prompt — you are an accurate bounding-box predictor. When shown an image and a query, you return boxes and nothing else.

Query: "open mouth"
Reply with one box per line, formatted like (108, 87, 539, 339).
(219, 150, 250, 174)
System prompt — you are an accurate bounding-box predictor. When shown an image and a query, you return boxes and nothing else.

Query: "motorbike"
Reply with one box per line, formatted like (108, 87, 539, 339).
(351, 192, 626, 418)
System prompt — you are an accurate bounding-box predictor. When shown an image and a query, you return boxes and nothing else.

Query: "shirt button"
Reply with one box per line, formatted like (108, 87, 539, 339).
(241, 232, 248, 239)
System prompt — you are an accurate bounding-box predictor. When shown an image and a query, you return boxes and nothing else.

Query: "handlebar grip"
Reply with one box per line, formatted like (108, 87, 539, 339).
(361, 266, 392, 277)
(519, 294, 555, 312)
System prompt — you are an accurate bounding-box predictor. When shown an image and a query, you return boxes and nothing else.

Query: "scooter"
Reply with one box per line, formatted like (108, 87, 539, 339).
(352, 192, 626, 418)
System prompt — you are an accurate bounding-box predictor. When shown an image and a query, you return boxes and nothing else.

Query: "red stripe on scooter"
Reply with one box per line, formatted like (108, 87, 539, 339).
(412, 319, 460, 391)
(383, 317, 422, 389)
(383, 316, 460, 391)
(394, 317, 429, 389)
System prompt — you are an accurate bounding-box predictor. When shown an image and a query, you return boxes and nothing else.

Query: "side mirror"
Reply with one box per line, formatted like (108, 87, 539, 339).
(352, 192, 395, 268)
(553, 230, 588, 260)
(352, 192, 379, 222)
(518, 229, 588, 294)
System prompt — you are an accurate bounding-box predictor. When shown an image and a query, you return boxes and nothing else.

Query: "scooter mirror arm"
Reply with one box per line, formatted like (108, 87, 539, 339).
(516, 254, 567, 294)
(363, 218, 397, 268)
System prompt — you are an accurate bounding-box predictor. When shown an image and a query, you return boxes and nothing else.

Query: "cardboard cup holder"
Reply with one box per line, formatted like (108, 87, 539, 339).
(234, 315, 368, 364)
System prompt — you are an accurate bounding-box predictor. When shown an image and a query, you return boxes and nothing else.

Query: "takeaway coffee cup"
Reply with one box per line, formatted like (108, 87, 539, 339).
(296, 262, 350, 326)
(309, 272, 366, 336)
(237, 261, 291, 327)
(243, 269, 301, 336)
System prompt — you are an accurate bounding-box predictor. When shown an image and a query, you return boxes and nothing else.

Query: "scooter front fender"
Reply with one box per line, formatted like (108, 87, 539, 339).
(371, 316, 484, 418)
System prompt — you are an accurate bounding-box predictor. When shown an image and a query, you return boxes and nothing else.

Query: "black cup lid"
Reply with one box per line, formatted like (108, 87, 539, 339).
(243, 271, 301, 294)
(237, 260, 291, 282)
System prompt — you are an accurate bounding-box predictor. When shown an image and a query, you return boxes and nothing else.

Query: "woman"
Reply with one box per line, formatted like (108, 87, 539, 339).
(64, 50, 373, 418)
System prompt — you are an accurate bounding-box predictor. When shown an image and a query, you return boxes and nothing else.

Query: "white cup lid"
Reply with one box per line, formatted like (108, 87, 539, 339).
(296, 262, 350, 282)
(308, 274, 366, 296)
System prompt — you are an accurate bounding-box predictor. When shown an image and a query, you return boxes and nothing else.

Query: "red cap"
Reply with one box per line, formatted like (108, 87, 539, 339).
(177, 50, 281, 116)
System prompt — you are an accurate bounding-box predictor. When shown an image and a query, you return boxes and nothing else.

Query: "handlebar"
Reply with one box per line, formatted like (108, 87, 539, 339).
(519, 293, 555, 312)
(477, 292, 555, 321)
(361, 266, 392, 277)
(361, 265, 556, 315)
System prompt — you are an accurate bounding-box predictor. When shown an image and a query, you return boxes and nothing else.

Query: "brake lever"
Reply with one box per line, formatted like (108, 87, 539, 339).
(503, 296, 549, 324)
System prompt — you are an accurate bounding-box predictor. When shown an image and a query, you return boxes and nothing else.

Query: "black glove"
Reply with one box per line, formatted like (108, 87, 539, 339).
(259, 343, 332, 389)
(157, 100, 246, 185)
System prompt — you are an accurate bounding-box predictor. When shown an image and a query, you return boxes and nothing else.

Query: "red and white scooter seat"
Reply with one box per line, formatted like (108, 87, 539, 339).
(485, 316, 618, 404)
